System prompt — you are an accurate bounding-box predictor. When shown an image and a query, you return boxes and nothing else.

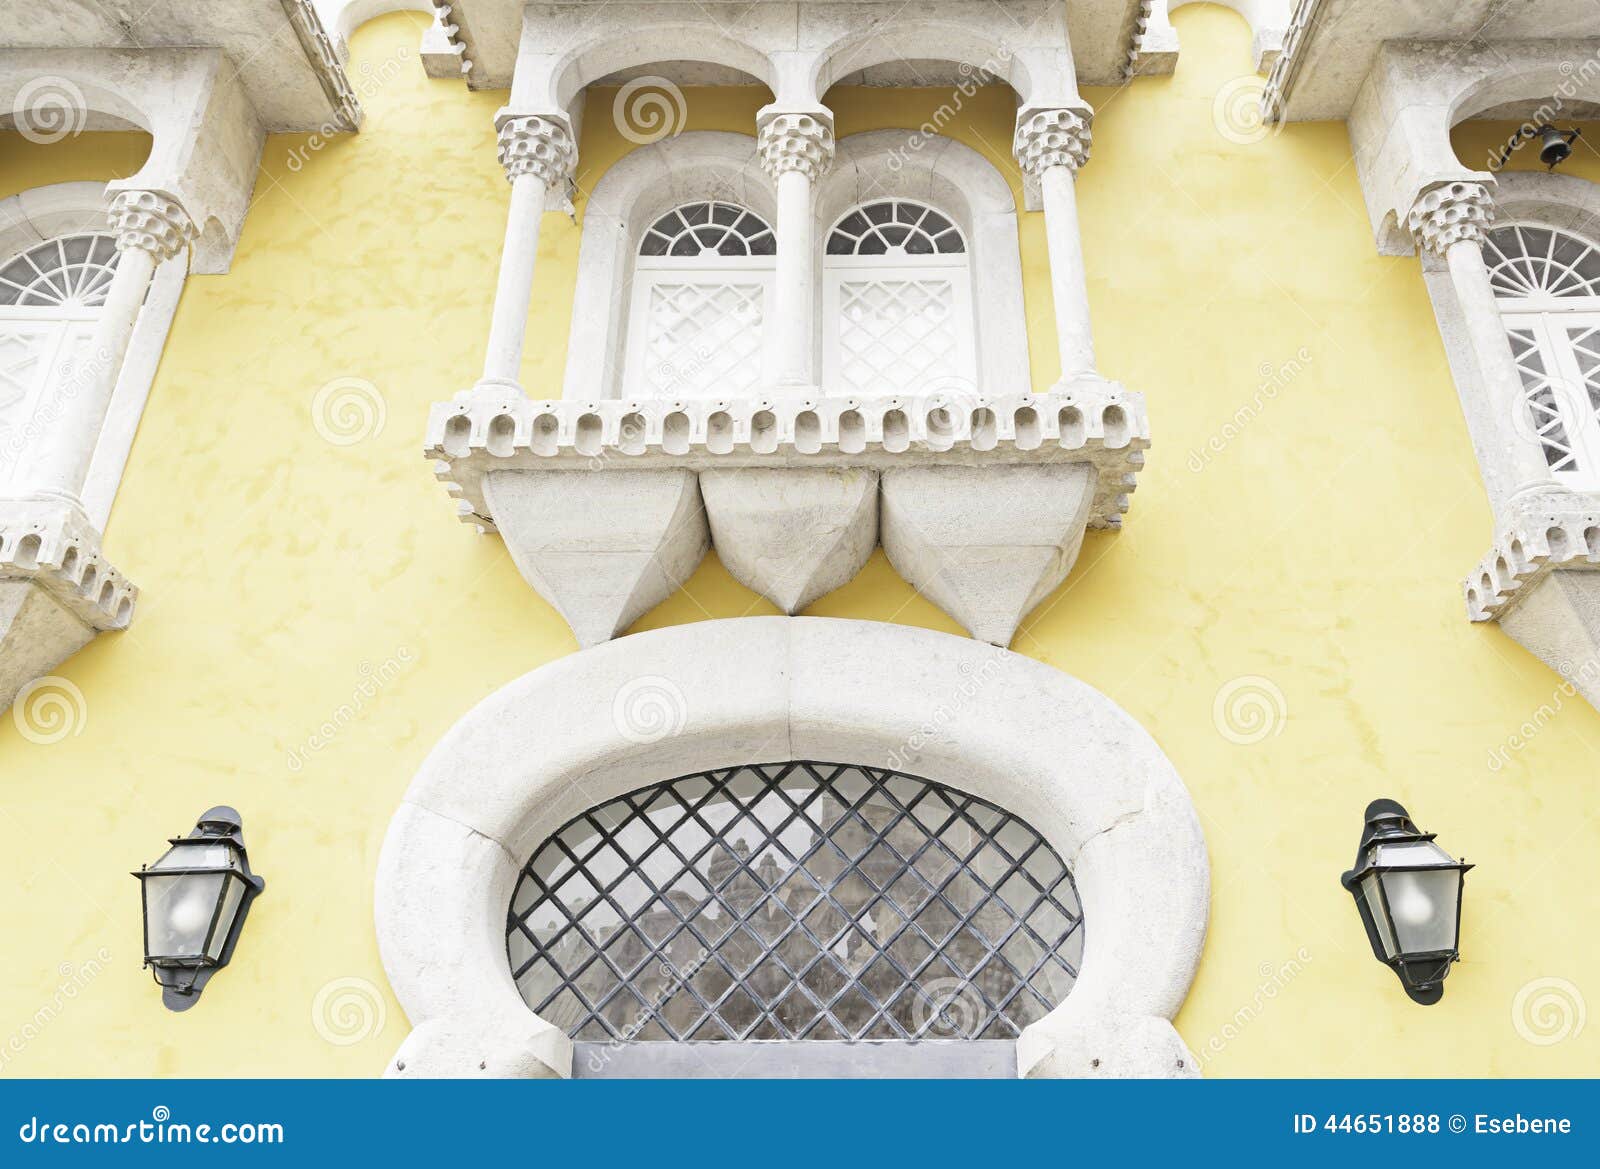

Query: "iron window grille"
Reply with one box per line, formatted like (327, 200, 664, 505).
(508, 762, 1083, 1043)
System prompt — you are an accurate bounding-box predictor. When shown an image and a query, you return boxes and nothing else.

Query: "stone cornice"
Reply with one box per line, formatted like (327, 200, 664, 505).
(1406, 180, 1495, 256)
(1013, 107, 1093, 176)
(1261, 0, 1323, 121)
(496, 113, 577, 187)
(1465, 495, 1600, 621)
(0, 502, 136, 631)
(756, 110, 835, 182)
(107, 190, 198, 260)
(425, 387, 1147, 531)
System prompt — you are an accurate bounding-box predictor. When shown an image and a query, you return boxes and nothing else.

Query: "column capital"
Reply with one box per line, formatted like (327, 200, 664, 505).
(1013, 106, 1093, 176)
(495, 112, 576, 188)
(756, 107, 835, 183)
(106, 190, 196, 260)
(1406, 180, 1495, 256)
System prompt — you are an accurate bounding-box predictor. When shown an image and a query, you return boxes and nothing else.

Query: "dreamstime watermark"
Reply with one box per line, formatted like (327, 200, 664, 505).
(1485, 54, 1600, 170)
(1486, 655, 1600, 772)
(1191, 948, 1313, 1068)
(311, 976, 388, 1047)
(0, 948, 111, 1074)
(1212, 675, 1287, 745)
(283, 48, 411, 172)
(11, 76, 87, 144)
(886, 50, 1014, 171)
(11, 676, 87, 746)
(883, 645, 1010, 772)
(1212, 75, 1281, 146)
(613, 76, 688, 145)
(285, 647, 416, 771)
(612, 675, 689, 744)
(1, 345, 116, 463)
(1187, 348, 1312, 472)
(310, 376, 387, 446)
(1511, 976, 1586, 1046)
(584, 948, 712, 1073)
(908, 976, 987, 1037)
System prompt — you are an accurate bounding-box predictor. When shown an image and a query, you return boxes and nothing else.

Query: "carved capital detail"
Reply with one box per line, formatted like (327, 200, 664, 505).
(106, 190, 196, 260)
(1406, 181, 1495, 255)
(1013, 107, 1093, 176)
(757, 110, 835, 182)
(497, 114, 576, 188)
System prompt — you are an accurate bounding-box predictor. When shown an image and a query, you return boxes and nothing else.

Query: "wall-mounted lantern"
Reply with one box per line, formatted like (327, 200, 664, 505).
(132, 806, 265, 1011)
(1340, 799, 1471, 1004)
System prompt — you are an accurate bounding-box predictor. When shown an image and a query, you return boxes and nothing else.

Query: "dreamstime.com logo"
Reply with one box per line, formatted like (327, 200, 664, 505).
(16, 1106, 283, 1146)
(11, 76, 87, 144)
(11, 676, 87, 745)
(310, 377, 386, 446)
(1212, 75, 1280, 146)
(1511, 976, 1587, 1046)
(1212, 675, 1287, 745)
(311, 976, 388, 1047)
(612, 675, 688, 744)
(909, 976, 987, 1038)
(613, 76, 687, 145)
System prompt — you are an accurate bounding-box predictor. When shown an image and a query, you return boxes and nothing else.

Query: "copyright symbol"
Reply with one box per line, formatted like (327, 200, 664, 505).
(1448, 1114, 1466, 1133)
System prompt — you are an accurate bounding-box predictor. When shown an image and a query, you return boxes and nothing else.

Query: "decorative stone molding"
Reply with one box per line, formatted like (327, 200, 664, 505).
(106, 190, 198, 260)
(425, 389, 1145, 647)
(495, 113, 576, 188)
(1405, 181, 1494, 256)
(755, 109, 835, 183)
(280, 0, 364, 130)
(0, 501, 136, 712)
(1127, 1, 1290, 78)
(1013, 107, 1093, 177)
(1465, 499, 1600, 623)
(1261, 0, 1325, 121)
(376, 617, 1209, 1078)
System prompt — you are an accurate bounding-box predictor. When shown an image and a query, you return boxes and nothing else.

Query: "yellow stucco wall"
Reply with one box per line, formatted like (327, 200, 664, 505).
(2, 7, 1596, 1077)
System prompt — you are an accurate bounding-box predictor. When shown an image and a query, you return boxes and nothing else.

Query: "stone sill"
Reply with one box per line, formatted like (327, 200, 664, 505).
(0, 502, 137, 632)
(1465, 496, 1600, 622)
(424, 387, 1148, 532)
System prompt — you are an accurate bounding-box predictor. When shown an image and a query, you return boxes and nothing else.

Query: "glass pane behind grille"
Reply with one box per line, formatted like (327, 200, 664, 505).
(508, 762, 1083, 1043)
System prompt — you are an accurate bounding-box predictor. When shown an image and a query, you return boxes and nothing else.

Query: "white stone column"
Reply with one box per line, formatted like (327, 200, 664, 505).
(477, 112, 576, 392)
(1014, 107, 1096, 383)
(12, 190, 193, 512)
(1407, 181, 1559, 516)
(757, 107, 834, 388)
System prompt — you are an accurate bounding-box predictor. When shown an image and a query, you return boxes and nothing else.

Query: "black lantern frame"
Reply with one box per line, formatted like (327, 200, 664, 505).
(1340, 799, 1471, 1005)
(132, 806, 265, 1011)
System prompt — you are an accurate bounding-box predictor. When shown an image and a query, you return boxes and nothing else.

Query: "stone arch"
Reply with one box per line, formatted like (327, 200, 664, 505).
(811, 19, 1044, 107)
(375, 617, 1210, 1078)
(1491, 170, 1600, 243)
(539, 26, 778, 114)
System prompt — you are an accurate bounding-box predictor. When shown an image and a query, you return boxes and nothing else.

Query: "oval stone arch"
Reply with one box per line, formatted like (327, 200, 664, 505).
(375, 617, 1209, 1078)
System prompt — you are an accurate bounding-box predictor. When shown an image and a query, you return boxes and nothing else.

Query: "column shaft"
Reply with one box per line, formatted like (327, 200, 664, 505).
(772, 167, 815, 385)
(1039, 165, 1095, 378)
(481, 173, 549, 386)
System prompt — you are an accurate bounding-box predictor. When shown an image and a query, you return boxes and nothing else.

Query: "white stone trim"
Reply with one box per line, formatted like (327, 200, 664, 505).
(0, 182, 187, 531)
(1128, 0, 1291, 78)
(375, 617, 1209, 1079)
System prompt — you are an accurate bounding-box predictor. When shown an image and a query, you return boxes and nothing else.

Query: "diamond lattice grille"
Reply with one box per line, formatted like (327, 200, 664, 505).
(508, 762, 1083, 1043)
(835, 278, 961, 395)
(640, 282, 766, 398)
(0, 234, 119, 307)
(1508, 327, 1579, 472)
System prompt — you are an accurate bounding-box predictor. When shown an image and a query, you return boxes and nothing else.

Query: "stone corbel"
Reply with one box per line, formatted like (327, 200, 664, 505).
(0, 502, 136, 711)
(425, 388, 1147, 647)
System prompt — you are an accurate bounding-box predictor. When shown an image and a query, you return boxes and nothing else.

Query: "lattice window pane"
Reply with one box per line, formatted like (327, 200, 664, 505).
(639, 281, 766, 398)
(1507, 326, 1580, 473)
(0, 234, 119, 307)
(835, 277, 963, 396)
(508, 762, 1083, 1044)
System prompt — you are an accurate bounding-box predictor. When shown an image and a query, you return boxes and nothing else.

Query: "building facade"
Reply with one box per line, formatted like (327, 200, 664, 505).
(0, 1, 1596, 1077)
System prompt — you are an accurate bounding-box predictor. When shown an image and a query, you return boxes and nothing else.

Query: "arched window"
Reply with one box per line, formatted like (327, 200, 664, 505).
(1487, 223, 1600, 482)
(0, 235, 120, 477)
(508, 760, 1082, 1071)
(624, 200, 775, 400)
(823, 199, 976, 397)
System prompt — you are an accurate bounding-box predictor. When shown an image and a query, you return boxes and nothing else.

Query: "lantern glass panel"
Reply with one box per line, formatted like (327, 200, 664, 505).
(1373, 840, 1454, 867)
(150, 840, 243, 872)
(207, 874, 247, 960)
(143, 872, 225, 960)
(1378, 867, 1460, 954)
(1358, 871, 1398, 958)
